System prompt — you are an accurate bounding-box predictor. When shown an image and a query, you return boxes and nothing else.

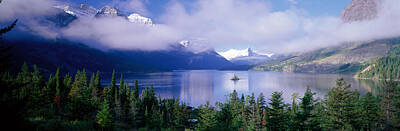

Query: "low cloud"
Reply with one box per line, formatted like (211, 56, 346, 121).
(0, 0, 56, 21)
(288, 0, 298, 5)
(2, 0, 400, 53)
(159, 0, 400, 53)
(0, 0, 60, 40)
(62, 17, 182, 51)
(115, 0, 150, 16)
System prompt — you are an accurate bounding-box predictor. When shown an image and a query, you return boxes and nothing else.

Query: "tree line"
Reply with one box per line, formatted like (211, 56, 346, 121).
(1, 63, 400, 130)
(358, 56, 400, 80)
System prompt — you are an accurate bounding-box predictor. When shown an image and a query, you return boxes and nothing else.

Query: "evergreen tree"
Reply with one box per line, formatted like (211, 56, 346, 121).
(89, 73, 95, 90)
(103, 86, 113, 108)
(246, 93, 257, 130)
(16, 63, 31, 99)
(89, 72, 98, 100)
(133, 80, 139, 99)
(69, 70, 81, 98)
(63, 73, 73, 94)
(53, 68, 63, 113)
(42, 75, 54, 105)
(216, 102, 233, 129)
(325, 78, 362, 130)
(80, 69, 89, 98)
(360, 92, 381, 130)
(196, 101, 218, 130)
(173, 98, 186, 129)
(254, 101, 262, 130)
(297, 87, 316, 130)
(96, 100, 113, 129)
(149, 108, 162, 129)
(119, 77, 130, 121)
(30, 65, 44, 109)
(267, 91, 288, 131)
(310, 99, 326, 130)
(129, 88, 142, 127)
(54, 68, 62, 99)
(229, 90, 243, 130)
(379, 80, 400, 130)
(257, 92, 266, 111)
(93, 71, 102, 100)
(111, 70, 117, 105)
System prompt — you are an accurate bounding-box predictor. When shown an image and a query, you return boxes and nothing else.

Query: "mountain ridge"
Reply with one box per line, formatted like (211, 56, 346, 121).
(2, 3, 234, 73)
(218, 48, 273, 65)
(251, 0, 394, 74)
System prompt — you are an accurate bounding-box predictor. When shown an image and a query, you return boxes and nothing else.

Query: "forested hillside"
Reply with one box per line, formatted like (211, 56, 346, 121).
(253, 38, 400, 74)
(358, 56, 400, 80)
(1, 37, 234, 74)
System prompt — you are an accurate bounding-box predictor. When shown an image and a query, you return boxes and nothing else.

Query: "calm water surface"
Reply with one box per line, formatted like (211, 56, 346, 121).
(104, 70, 379, 107)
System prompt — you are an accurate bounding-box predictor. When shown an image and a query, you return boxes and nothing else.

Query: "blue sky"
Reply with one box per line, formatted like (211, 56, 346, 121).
(68, 0, 350, 22)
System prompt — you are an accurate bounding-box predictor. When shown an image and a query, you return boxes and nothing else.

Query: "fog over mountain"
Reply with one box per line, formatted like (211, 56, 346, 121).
(1, 0, 400, 54)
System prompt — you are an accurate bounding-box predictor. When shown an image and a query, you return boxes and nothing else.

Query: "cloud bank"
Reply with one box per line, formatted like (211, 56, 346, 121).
(159, 0, 400, 53)
(1, 0, 400, 53)
(62, 17, 182, 50)
(0, 0, 56, 21)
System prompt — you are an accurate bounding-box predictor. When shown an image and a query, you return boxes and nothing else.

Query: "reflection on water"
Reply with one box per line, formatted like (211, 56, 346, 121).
(104, 70, 379, 107)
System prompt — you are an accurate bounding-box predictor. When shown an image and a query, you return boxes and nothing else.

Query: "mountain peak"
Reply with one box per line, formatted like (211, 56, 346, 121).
(218, 48, 271, 60)
(339, 0, 379, 22)
(127, 13, 153, 25)
(96, 6, 124, 17)
(218, 48, 273, 65)
(54, 4, 97, 17)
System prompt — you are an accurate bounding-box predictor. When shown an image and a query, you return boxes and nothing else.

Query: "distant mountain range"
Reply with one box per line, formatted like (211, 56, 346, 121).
(54, 4, 153, 25)
(2, 3, 234, 73)
(218, 48, 273, 65)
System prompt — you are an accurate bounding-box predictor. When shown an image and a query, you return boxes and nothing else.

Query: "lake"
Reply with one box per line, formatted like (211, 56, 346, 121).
(103, 70, 380, 107)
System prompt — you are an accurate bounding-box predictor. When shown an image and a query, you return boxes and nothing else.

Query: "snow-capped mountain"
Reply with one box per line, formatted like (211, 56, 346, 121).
(55, 4, 98, 18)
(54, 4, 153, 26)
(96, 6, 125, 17)
(219, 48, 272, 60)
(218, 48, 273, 65)
(128, 13, 153, 25)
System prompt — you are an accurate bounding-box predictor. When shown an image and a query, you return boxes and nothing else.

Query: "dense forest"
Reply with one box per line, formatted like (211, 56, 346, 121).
(0, 63, 399, 130)
(358, 56, 400, 80)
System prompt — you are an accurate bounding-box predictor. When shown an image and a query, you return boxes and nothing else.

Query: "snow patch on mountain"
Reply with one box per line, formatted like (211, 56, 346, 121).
(55, 4, 154, 26)
(54, 4, 97, 18)
(96, 6, 125, 17)
(218, 48, 273, 60)
(218, 48, 273, 65)
(128, 13, 153, 25)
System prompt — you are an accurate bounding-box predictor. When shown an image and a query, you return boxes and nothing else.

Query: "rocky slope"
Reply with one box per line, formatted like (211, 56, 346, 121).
(339, 0, 379, 22)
